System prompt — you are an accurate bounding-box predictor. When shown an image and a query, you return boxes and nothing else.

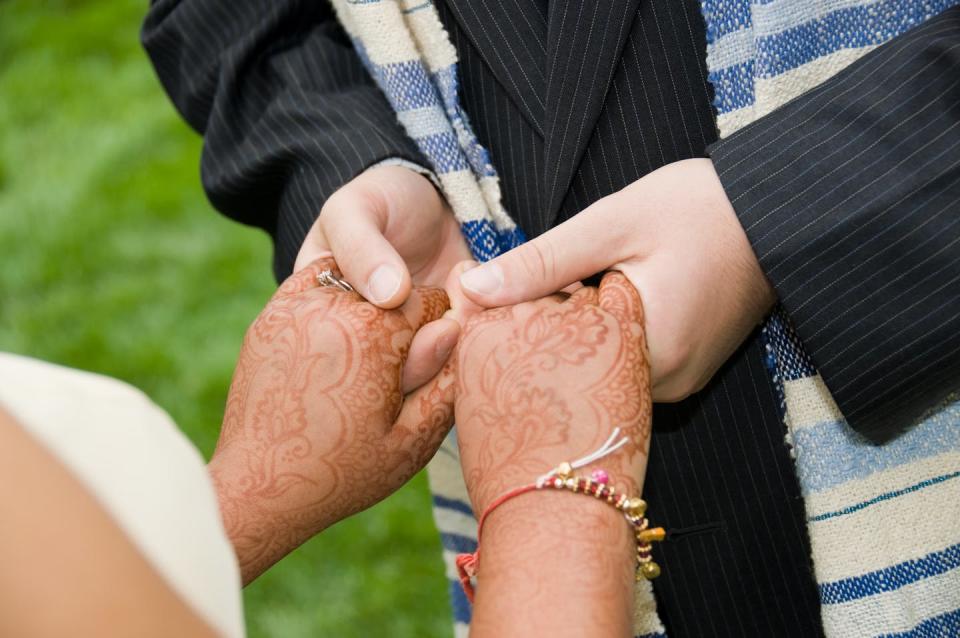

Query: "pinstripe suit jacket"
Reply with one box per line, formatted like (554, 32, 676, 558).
(143, 1, 960, 635)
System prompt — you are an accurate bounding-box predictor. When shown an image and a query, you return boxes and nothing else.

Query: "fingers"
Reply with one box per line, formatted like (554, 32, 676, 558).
(273, 256, 338, 300)
(402, 318, 460, 394)
(400, 261, 480, 394)
(320, 189, 413, 309)
(457, 201, 619, 307)
(599, 271, 645, 328)
(388, 359, 457, 471)
(566, 284, 599, 309)
(398, 286, 450, 333)
(443, 261, 486, 328)
(599, 272, 651, 374)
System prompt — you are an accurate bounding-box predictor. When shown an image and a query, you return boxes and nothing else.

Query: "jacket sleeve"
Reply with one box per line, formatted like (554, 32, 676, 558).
(141, 0, 426, 280)
(708, 7, 960, 440)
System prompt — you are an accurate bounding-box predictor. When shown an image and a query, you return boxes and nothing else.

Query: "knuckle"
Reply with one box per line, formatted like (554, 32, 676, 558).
(657, 363, 706, 403)
(657, 341, 691, 381)
(661, 386, 692, 403)
(460, 312, 489, 340)
(324, 182, 379, 220)
(460, 306, 513, 342)
(520, 241, 555, 281)
(321, 188, 347, 217)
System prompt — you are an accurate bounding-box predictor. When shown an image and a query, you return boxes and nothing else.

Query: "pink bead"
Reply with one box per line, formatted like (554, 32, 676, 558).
(591, 469, 609, 484)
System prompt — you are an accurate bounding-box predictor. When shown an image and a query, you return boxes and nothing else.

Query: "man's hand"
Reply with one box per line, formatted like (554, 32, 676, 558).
(296, 165, 473, 394)
(209, 258, 456, 584)
(457, 158, 776, 402)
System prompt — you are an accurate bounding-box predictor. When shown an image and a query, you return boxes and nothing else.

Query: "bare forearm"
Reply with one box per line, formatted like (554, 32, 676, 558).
(471, 491, 635, 637)
(0, 408, 215, 638)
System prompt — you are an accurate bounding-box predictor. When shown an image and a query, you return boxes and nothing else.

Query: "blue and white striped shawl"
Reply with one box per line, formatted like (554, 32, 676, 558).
(330, 1, 960, 636)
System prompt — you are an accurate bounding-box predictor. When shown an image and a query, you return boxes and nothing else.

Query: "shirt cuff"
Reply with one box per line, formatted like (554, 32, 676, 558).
(369, 157, 442, 190)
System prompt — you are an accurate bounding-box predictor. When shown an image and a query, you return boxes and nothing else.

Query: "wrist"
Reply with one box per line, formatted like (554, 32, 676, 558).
(472, 490, 634, 637)
(365, 158, 442, 192)
(207, 452, 332, 584)
(705, 158, 777, 321)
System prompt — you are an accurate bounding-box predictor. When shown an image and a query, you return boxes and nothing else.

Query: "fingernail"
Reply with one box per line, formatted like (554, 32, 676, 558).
(460, 263, 503, 295)
(434, 328, 459, 361)
(368, 264, 402, 303)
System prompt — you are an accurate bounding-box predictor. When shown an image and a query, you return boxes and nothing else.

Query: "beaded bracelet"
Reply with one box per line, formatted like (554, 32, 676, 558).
(455, 428, 665, 603)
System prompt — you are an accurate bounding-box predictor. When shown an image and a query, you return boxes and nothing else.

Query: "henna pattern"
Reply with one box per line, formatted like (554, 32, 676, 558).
(210, 259, 454, 582)
(594, 272, 653, 460)
(456, 272, 652, 511)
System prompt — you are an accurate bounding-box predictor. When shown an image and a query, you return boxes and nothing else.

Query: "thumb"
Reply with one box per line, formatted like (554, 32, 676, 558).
(400, 261, 480, 393)
(443, 260, 486, 327)
(457, 201, 619, 307)
(292, 219, 334, 275)
(321, 188, 413, 309)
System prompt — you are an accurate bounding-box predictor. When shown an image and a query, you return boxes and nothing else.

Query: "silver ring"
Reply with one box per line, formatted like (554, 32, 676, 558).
(316, 269, 355, 293)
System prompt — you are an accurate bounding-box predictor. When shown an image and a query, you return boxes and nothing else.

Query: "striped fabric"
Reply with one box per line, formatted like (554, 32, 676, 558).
(335, 1, 960, 636)
(328, 1, 667, 636)
(142, 0, 960, 633)
(764, 312, 960, 637)
(435, 2, 824, 631)
(148, 0, 829, 633)
(704, 3, 960, 636)
(329, 0, 524, 262)
(332, 0, 960, 636)
(702, 0, 960, 137)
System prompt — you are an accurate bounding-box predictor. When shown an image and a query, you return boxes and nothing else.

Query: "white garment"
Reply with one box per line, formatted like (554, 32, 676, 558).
(0, 352, 245, 638)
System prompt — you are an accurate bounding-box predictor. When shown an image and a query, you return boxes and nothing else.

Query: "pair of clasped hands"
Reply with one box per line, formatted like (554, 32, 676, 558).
(209, 163, 775, 630)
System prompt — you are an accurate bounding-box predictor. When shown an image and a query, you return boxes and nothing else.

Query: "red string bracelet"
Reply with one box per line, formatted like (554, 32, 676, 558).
(455, 428, 665, 603)
(454, 483, 535, 600)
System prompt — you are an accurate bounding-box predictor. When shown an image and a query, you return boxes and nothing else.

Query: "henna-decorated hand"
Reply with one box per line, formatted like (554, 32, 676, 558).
(458, 159, 775, 403)
(455, 271, 652, 512)
(209, 258, 455, 584)
(455, 272, 653, 637)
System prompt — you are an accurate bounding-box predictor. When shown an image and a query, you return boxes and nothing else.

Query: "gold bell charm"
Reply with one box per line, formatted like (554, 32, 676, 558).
(639, 561, 661, 580)
(625, 497, 647, 518)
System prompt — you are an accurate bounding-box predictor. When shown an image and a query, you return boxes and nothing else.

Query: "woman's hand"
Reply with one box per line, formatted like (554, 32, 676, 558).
(454, 272, 653, 637)
(209, 258, 456, 584)
(456, 271, 652, 510)
(296, 165, 473, 394)
(457, 158, 776, 402)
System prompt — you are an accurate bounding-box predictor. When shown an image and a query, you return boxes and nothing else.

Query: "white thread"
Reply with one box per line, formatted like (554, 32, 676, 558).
(535, 427, 630, 487)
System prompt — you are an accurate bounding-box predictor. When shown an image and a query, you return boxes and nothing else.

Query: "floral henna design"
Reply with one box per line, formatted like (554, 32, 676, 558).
(456, 272, 652, 511)
(210, 259, 454, 583)
(594, 272, 652, 460)
(461, 304, 606, 505)
(565, 284, 600, 309)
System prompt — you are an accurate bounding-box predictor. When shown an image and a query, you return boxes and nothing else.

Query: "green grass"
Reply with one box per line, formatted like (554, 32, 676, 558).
(0, 1, 452, 635)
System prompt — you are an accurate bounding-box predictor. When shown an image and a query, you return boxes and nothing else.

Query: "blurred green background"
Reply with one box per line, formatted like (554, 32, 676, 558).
(0, 1, 452, 635)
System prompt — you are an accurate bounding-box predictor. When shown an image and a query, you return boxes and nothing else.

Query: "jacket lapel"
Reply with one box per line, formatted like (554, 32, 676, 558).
(542, 0, 640, 222)
(442, 0, 547, 136)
